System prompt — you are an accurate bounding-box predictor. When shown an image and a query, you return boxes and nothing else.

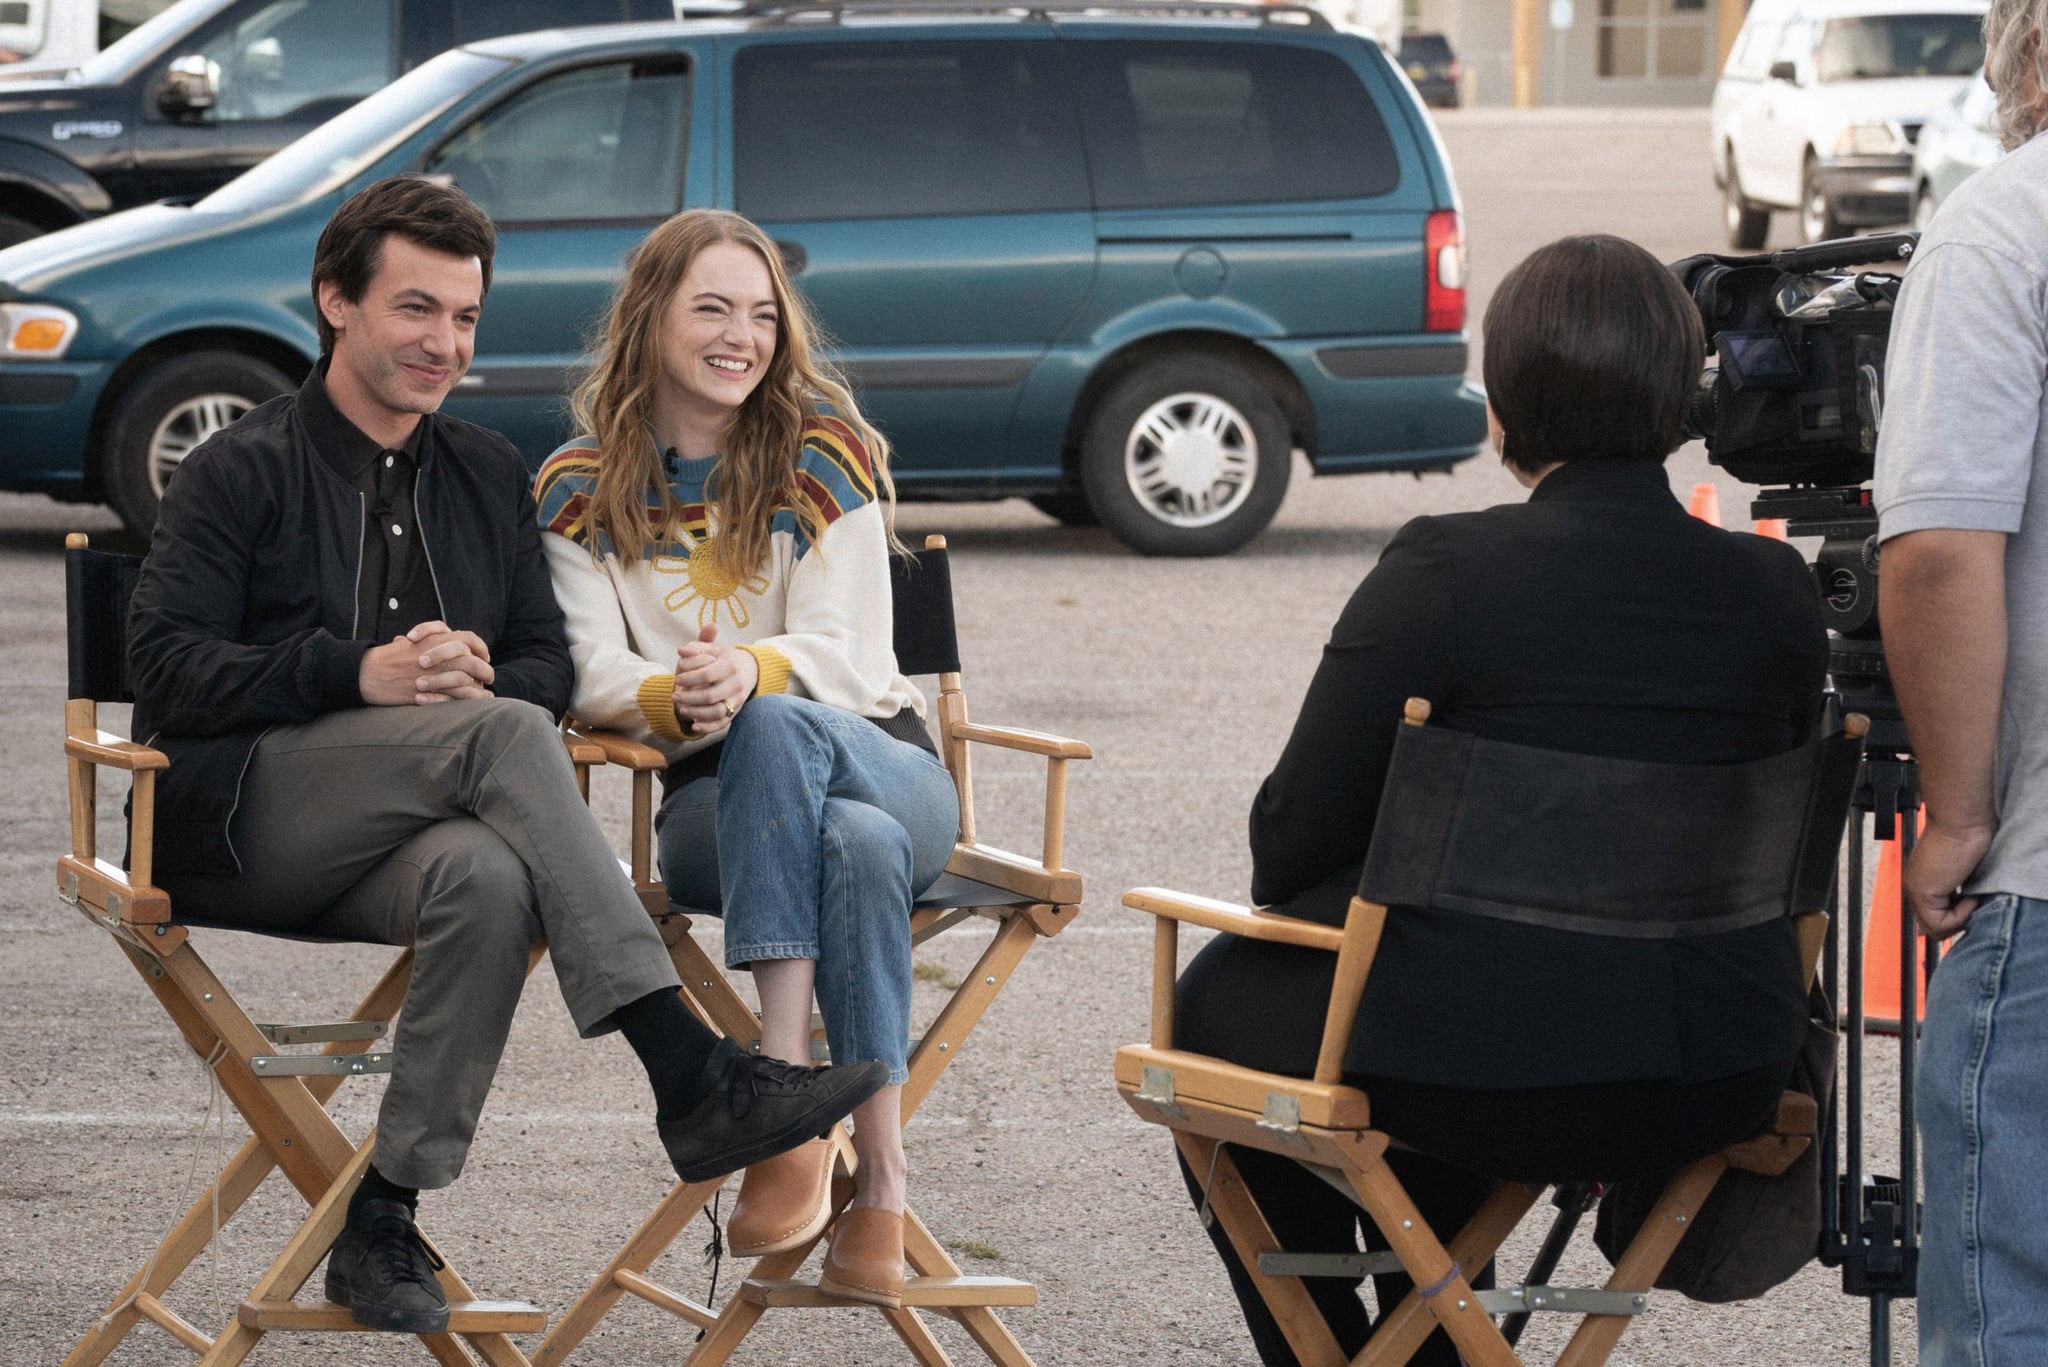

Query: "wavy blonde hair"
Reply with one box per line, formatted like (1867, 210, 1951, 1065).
(569, 209, 894, 575)
(1984, 0, 2048, 147)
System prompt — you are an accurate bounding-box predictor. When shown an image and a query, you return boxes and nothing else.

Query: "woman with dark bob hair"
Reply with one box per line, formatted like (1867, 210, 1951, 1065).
(1171, 234, 1830, 1365)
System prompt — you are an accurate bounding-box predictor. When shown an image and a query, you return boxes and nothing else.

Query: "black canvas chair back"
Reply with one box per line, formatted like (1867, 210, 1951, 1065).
(890, 542, 961, 679)
(1115, 699, 1867, 1367)
(65, 541, 142, 705)
(1360, 722, 1865, 937)
(542, 532, 1090, 1367)
(55, 532, 545, 1365)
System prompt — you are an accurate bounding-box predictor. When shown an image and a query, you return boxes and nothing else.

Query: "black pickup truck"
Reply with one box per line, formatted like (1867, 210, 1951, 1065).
(0, 0, 680, 246)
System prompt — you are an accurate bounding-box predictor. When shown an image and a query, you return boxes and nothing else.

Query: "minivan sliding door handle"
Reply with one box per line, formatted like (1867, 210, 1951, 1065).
(774, 239, 807, 275)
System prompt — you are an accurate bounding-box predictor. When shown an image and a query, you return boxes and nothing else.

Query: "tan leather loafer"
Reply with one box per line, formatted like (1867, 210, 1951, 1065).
(818, 1206, 905, 1308)
(726, 1138, 834, 1257)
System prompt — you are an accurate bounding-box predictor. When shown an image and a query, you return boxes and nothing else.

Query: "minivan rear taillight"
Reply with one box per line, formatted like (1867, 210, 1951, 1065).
(1424, 209, 1466, 333)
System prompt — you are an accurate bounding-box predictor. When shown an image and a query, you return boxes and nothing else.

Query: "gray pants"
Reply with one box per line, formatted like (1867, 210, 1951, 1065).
(160, 698, 680, 1188)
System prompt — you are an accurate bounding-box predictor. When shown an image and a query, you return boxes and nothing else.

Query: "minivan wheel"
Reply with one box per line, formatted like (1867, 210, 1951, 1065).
(1800, 155, 1843, 244)
(1723, 156, 1769, 250)
(1080, 356, 1290, 556)
(105, 351, 294, 538)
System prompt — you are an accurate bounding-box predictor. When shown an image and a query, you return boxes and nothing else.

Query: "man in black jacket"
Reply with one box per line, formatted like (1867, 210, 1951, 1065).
(127, 178, 883, 1334)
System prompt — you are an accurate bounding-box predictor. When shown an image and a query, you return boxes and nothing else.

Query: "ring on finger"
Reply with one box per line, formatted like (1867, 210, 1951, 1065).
(722, 697, 738, 717)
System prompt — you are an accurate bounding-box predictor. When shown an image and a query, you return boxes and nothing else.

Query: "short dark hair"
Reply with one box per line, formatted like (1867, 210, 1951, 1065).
(1481, 234, 1705, 475)
(310, 177, 496, 354)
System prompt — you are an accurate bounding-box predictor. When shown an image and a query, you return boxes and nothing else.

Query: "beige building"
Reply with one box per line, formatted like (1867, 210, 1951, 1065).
(1407, 0, 1745, 106)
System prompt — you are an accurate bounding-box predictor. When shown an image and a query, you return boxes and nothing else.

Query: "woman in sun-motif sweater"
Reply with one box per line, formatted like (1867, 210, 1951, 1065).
(535, 209, 956, 1309)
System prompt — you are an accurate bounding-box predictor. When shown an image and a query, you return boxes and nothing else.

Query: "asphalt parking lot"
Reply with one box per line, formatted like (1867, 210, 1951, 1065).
(2, 107, 1915, 1365)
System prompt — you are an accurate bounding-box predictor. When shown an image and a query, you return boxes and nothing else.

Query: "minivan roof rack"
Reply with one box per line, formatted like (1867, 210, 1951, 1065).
(742, 0, 1334, 29)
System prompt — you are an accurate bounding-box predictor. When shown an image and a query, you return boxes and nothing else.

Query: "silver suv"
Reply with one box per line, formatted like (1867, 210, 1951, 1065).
(1711, 0, 1984, 247)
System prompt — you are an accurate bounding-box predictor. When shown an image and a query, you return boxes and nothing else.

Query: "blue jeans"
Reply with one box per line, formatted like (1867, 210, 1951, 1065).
(1918, 893, 2048, 1365)
(655, 693, 958, 1085)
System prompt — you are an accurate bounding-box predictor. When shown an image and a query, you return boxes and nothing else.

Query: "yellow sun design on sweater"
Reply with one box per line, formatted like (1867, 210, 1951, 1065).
(657, 536, 768, 629)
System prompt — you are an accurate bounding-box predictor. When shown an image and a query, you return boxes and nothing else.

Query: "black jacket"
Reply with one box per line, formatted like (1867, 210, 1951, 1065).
(128, 367, 571, 878)
(1245, 459, 1830, 1088)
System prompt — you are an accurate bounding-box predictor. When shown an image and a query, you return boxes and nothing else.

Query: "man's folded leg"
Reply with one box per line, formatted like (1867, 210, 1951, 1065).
(170, 701, 884, 1181)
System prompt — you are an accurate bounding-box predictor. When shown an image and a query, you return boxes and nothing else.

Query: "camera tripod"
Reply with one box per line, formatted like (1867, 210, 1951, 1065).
(1818, 706, 1937, 1367)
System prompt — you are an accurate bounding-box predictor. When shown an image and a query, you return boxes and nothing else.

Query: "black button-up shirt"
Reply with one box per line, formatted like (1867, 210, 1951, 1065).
(301, 367, 441, 640)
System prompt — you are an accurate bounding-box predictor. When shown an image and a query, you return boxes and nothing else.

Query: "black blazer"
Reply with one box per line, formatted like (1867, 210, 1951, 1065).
(1247, 458, 1829, 1089)
(129, 367, 572, 878)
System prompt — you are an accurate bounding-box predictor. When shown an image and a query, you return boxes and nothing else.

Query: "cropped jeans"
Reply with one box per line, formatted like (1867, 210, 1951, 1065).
(656, 693, 958, 1085)
(1918, 893, 2048, 1366)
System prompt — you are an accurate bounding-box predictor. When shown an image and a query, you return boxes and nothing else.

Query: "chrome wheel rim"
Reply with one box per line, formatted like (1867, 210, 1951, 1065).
(1913, 190, 1937, 230)
(149, 392, 254, 497)
(1723, 170, 1744, 235)
(1122, 390, 1258, 528)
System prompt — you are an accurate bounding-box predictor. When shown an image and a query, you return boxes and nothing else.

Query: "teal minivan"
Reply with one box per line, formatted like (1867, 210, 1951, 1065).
(0, 3, 1486, 554)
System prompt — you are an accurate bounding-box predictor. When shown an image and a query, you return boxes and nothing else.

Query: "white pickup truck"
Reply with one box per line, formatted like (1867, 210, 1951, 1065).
(1710, 0, 1985, 248)
(0, 0, 171, 78)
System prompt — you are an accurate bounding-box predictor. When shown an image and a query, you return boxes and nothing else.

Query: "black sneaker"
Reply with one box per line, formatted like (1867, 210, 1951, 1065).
(324, 1197, 451, 1333)
(658, 1039, 887, 1184)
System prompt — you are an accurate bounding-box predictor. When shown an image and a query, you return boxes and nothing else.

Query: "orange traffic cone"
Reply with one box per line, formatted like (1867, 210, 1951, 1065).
(1688, 483, 1723, 527)
(1864, 812, 1937, 1033)
(1754, 518, 1788, 540)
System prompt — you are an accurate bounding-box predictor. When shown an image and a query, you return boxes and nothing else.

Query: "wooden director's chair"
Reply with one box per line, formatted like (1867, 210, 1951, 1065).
(1116, 699, 1866, 1367)
(538, 533, 1091, 1367)
(57, 533, 548, 1367)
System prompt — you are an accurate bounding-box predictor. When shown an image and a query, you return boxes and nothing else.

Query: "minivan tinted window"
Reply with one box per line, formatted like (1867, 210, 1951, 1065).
(425, 58, 689, 224)
(1067, 40, 1398, 209)
(733, 39, 1090, 222)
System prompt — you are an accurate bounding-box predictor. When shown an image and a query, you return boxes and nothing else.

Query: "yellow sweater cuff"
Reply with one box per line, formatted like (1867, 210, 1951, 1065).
(637, 672, 685, 741)
(738, 644, 792, 696)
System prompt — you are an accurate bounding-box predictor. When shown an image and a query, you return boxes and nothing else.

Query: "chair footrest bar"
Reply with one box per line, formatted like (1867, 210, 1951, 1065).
(238, 1299, 547, 1332)
(612, 1267, 717, 1329)
(1258, 1251, 1404, 1278)
(254, 1020, 389, 1044)
(1474, 1285, 1648, 1317)
(135, 1291, 215, 1353)
(738, 1276, 1037, 1308)
(248, 1052, 394, 1077)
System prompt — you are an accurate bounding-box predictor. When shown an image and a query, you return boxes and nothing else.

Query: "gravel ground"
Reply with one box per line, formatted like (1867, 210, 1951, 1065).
(2, 107, 1920, 1365)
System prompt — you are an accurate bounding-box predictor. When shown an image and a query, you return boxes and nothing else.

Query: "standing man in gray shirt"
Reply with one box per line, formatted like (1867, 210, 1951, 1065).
(1875, 2, 2048, 1360)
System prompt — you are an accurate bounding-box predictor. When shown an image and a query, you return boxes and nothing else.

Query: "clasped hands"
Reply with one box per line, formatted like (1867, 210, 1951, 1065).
(360, 620, 495, 706)
(673, 622, 757, 736)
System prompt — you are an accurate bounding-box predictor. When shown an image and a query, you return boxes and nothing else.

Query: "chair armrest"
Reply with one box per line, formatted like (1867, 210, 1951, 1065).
(948, 720, 1093, 761)
(1125, 887, 1379, 1065)
(567, 725, 668, 771)
(942, 719, 1091, 873)
(946, 842, 1084, 905)
(560, 729, 606, 768)
(64, 731, 169, 772)
(1122, 886, 1345, 953)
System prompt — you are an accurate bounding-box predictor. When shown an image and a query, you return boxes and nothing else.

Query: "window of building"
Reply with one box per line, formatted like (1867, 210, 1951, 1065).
(1597, 0, 1711, 79)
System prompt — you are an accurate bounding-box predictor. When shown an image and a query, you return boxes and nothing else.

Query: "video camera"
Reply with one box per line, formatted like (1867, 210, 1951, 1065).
(1670, 233, 1917, 705)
